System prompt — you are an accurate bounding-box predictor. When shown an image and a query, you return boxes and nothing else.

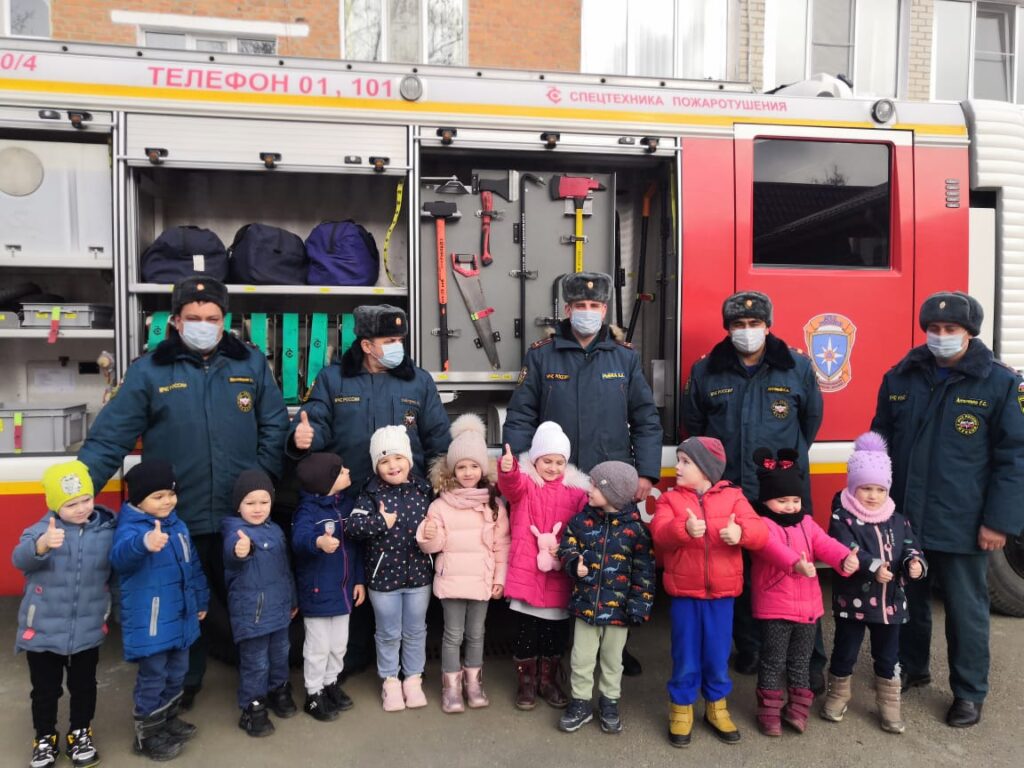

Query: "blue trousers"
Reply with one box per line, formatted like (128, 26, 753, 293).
(668, 596, 734, 706)
(134, 648, 189, 717)
(237, 627, 290, 709)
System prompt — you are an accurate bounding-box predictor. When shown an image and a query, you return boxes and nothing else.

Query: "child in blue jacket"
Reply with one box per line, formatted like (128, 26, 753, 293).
(293, 453, 365, 722)
(222, 469, 297, 737)
(14, 460, 116, 768)
(112, 460, 209, 762)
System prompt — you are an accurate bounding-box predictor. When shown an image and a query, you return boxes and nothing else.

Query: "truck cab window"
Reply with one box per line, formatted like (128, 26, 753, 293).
(753, 139, 891, 269)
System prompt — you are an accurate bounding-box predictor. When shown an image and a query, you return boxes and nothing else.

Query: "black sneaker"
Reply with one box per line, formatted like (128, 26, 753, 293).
(31, 734, 58, 768)
(66, 727, 99, 768)
(239, 700, 275, 737)
(598, 696, 622, 734)
(304, 691, 339, 722)
(900, 670, 932, 693)
(558, 698, 594, 733)
(324, 680, 354, 712)
(267, 682, 298, 718)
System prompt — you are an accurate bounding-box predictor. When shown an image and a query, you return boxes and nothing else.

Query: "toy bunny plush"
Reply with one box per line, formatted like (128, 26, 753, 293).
(530, 522, 562, 572)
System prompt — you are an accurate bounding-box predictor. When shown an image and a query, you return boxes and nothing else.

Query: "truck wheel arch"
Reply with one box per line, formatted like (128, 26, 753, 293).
(989, 535, 1024, 617)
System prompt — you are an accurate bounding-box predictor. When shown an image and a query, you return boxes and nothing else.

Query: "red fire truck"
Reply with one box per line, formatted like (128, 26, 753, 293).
(0, 40, 1021, 614)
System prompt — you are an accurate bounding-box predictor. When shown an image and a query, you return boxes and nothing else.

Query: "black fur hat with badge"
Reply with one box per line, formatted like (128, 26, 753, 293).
(918, 291, 983, 336)
(562, 271, 613, 304)
(354, 304, 408, 339)
(171, 276, 229, 315)
(722, 290, 773, 329)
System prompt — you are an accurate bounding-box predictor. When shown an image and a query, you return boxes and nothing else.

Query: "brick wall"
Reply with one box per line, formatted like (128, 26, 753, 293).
(742, 0, 765, 91)
(907, 0, 934, 101)
(50, 0, 339, 59)
(468, 0, 580, 71)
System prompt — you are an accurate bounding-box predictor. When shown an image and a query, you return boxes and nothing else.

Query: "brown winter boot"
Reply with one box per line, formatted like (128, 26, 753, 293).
(704, 698, 741, 743)
(462, 667, 489, 708)
(538, 656, 569, 709)
(756, 688, 785, 736)
(875, 675, 905, 734)
(668, 703, 694, 747)
(440, 670, 465, 714)
(821, 674, 852, 722)
(783, 687, 814, 733)
(513, 657, 538, 711)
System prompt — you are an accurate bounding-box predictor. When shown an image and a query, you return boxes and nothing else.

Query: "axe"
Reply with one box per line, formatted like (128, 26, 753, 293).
(473, 171, 519, 267)
(550, 174, 606, 272)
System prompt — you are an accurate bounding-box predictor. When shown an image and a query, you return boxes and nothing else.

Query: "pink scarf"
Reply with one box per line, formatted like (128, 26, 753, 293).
(441, 486, 491, 510)
(840, 488, 895, 524)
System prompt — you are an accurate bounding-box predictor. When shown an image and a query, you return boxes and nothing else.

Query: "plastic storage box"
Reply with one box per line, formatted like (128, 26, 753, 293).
(20, 304, 114, 329)
(0, 402, 88, 454)
(0, 311, 19, 328)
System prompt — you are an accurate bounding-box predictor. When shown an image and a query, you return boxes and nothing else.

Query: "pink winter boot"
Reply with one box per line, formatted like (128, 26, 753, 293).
(756, 688, 785, 736)
(403, 674, 428, 708)
(463, 667, 490, 708)
(381, 677, 405, 712)
(441, 671, 465, 714)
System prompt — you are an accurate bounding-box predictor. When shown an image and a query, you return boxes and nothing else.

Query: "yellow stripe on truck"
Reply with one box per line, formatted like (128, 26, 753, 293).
(0, 480, 121, 496)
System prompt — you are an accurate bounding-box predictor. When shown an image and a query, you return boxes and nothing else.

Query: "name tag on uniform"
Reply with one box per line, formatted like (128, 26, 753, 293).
(889, 393, 908, 402)
(229, 376, 255, 384)
(709, 387, 733, 398)
(954, 396, 988, 408)
(546, 373, 570, 381)
(158, 382, 188, 394)
(334, 396, 361, 403)
(602, 372, 625, 380)
(766, 385, 791, 394)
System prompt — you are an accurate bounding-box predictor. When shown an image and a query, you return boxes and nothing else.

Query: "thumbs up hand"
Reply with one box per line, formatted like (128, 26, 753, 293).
(719, 513, 742, 546)
(294, 410, 315, 451)
(422, 519, 438, 540)
(842, 545, 860, 575)
(576, 558, 588, 578)
(794, 551, 817, 577)
(500, 443, 514, 473)
(685, 508, 706, 538)
(317, 528, 340, 553)
(234, 529, 252, 558)
(379, 502, 397, 530)
(36, 515, 65, 555)
(875, 561, 893, 584)
(145, 519, 169, 553)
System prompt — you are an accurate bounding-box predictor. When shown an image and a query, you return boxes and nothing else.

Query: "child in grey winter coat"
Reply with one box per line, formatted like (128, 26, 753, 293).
(13, 460, 115, 768)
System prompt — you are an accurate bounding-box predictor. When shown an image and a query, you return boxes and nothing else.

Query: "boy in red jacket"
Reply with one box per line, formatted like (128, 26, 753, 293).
(651, 437, 769, 747)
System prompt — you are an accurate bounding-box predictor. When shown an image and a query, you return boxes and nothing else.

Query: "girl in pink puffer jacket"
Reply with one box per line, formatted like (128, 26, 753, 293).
(497, 421, 589, 712)
(748, 448, 859, 738)
(417, 415, 509, 714)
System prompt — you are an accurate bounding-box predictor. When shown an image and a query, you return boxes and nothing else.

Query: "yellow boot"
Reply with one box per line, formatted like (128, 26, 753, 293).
(704, 698, 741, 743)
(668, 703, 694, 747)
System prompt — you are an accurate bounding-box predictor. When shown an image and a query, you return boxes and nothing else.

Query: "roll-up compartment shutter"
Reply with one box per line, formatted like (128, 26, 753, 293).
(126, 114, 407, 173)
(0, 105, 114, 133)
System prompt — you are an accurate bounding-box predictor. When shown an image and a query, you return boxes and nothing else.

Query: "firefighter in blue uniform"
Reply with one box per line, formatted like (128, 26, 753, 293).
(78, 276, 290, 709)
(288, 303, 451, 676)
(871, 291, 1024, 728)
(682, 290, 824, 684)
(503, 271, 662, 675)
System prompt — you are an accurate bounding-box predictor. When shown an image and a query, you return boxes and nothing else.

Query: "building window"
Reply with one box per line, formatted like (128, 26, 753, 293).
(342, 0, 466, 65)
(764, 0, 900, 97)
(932, 0, 1024, 102)
(581, 0, 735, 80)
(4, 0, 50, 37)
(753, 139, 891, 269)
(143, 31, 276, 55)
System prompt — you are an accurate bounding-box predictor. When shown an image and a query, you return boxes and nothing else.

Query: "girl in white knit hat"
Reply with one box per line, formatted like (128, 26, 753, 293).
(497, 421, 590, 712)
(345, 425, 434, 712)
(417, 414, 510, 713)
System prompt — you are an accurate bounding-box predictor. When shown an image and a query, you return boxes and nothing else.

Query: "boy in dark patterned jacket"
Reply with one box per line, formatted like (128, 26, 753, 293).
(557, 461, 654, 735)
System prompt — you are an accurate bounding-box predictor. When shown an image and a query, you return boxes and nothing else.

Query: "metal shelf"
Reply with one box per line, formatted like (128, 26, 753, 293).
(0, 329, 115, 339)
(130, 283, 407, 296)
(0, 257, 114, 270)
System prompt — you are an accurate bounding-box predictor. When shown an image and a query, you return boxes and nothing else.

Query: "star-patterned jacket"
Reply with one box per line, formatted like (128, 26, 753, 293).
(346, 474, 434, 592)
(558, 502, 655, 627)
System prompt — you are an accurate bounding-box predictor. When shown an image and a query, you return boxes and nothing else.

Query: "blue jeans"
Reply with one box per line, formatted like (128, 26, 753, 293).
(368, 585, 431, 679)
(237, 627, 290, 709)
(134, 648, 189, 717)
(668, 596, 734, 706)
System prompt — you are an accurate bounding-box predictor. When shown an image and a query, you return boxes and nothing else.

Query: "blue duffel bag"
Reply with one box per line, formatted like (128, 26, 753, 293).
(305, 220, 379, 286)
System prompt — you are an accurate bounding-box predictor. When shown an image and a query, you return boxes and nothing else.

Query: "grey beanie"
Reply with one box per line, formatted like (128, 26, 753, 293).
(588, 461, 639, 510)
(562, 272, 613, 304)
(722, 290, 772, 328)
(354, 304, 408, 339)
(918, 291, 983, 336)
(677, 436, 727, 485)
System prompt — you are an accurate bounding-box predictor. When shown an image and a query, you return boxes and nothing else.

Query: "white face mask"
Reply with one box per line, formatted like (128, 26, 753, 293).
(926, 331, 966, 360)
(730, 327, 766, 355)
(570, 309, 604, 337)
(180, 320, 222, 353)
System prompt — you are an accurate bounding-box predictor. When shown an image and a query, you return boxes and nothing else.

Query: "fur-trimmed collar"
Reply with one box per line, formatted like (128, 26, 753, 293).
(428, 453, 498, 494)
(517, 452, 591, 490)
(894, 338, 993, 379)
(547, 320, 626, 349)
(706, 333, 795, 375)
(339, 342, 416, 381)
(152, 327, 251, 366)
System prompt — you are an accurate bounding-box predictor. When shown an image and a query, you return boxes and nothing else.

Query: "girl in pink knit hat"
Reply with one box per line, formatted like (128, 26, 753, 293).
(821, 432, 927, 734)
(417, 414, 510, 714)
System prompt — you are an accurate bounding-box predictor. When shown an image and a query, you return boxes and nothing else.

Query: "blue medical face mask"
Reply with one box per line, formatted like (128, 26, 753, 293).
(926, 331, 966, 360)
(180, 320, 222, 353)
(570, 309, 603, 337)
(374, 341, 405, 369)
(730, 326, 766, 354)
